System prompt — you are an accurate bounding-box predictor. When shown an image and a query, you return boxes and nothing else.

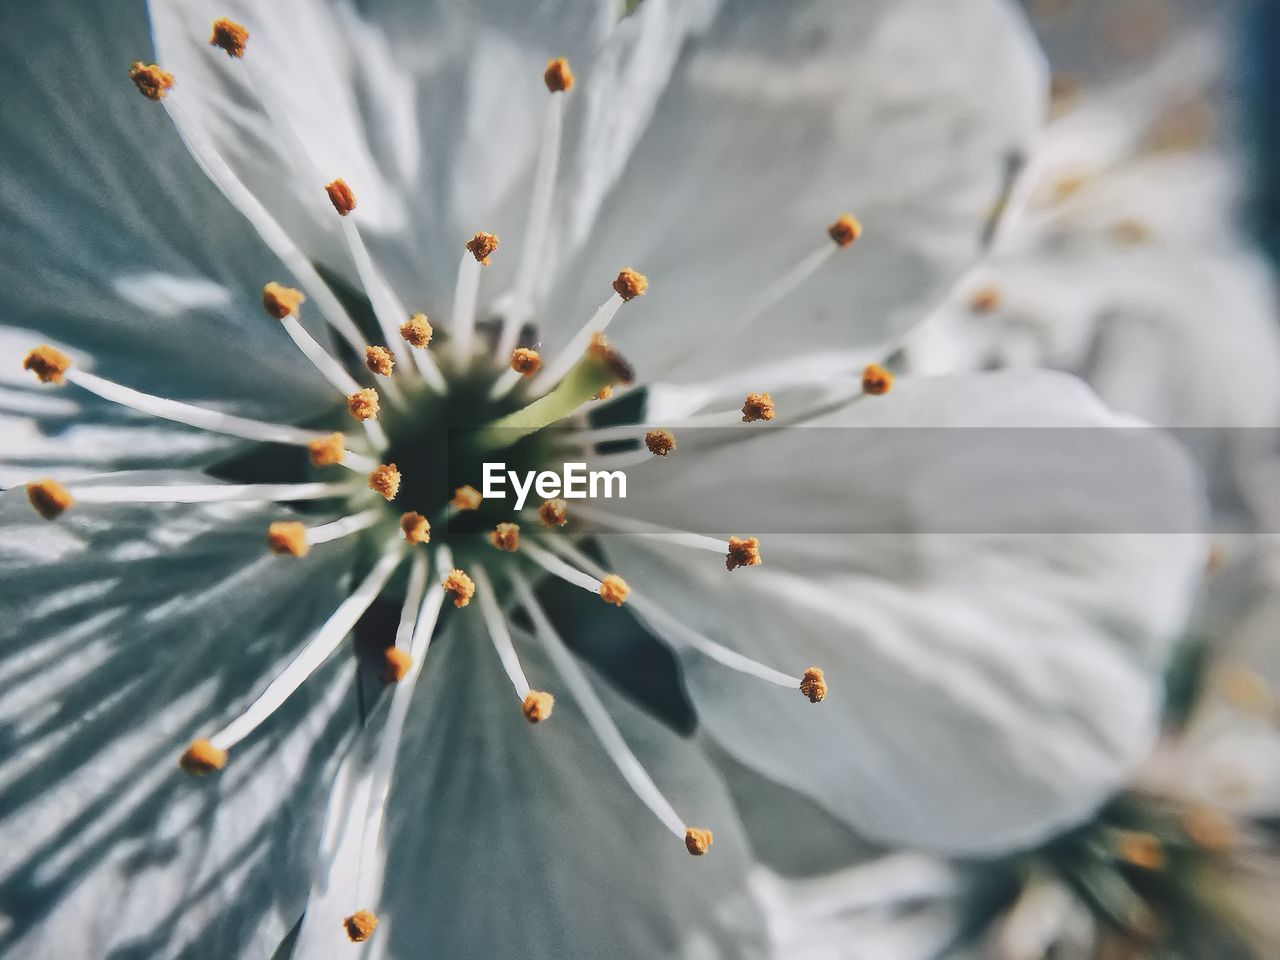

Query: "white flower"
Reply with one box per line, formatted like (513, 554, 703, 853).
(0, 1, 1208, 956)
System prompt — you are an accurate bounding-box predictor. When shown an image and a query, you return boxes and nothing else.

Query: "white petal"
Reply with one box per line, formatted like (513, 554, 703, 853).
(0, 473, 360, 957)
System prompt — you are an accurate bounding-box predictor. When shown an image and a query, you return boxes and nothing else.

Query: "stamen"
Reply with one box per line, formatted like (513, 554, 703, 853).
(450, 486, 483, 511)
(267, 521, 309, 557)
(1112, 831, 1165, 871)
(450, 235, 497, 362)
(524, 274, 641, 396)
(262, 281, 305, 319)
(522, 691, 555, 723)
(799, 667, 828, 704)
(364, 346, 395, 377)
(612, 268, 649, 302)
(543, 58, 575, 93)
(400, 314, 433, 348)
(684, 828, 714, 856)
(511, 348, 542, 376)
(861, 363, 893, 396)
(512, 570, 697, 847)
(200, 541, 404, 754)
(473, 565, 543, 712)
(382, 647, 412, 683)
(466, 232, 500, 265)
(348, 389, 381, 422)
(209, 17, 249, 58)
(539, 498, 568, 527)
(309, 433, 346, 467)
(66, 481, 356, 504)
(1181, 807, 1236, 853)
(827, 214, 863, 248)
(26, 479, 74, 520)
(593, 387, 613, 401)
(129, 62, 174, 101)
(550, 504, 751, 563)
(367, 464, 400, 501)
(741, 392, 775, 423)
(400, 511, 431, 545)
(442, 568, 476, 608)
(599, 575, 630, 606)
(519, 539, 607, 597)
(343, 911, 379, 944)
(488, 523, 520, 552)
(178, 738, 227, 775)
(22, 345, 71, 384)
(726, 536, 762, 571)
(306, 509, 382, 546)
(325, 178, 357, 216)
(645, 429, 676, 457)
(969, 284, 1002, 314)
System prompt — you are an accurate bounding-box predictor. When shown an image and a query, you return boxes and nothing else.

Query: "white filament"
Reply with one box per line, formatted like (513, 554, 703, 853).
(279, 315, 362, 396)
(564, 409, 744, 448)
(449, 252, 483, 363)
(473, 565, 532, 700)
(546, 504, 731, 556)
(719, 242, 836, 341)
(486, 361, 527, 401)
(526, 292, 625, 396)
(306, 509, 382, 546)
(519, 539, 602, 595)
(69, 482, 354, 504)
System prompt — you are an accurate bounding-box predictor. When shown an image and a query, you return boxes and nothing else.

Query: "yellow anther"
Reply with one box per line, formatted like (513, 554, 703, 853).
(343, 910, 379, 944)
(1111, 219, 1152, 246)
(262, 282, 305, 319)
(741, 392, 775, 423)
(1181, 806, 1237, 854)
(1113, 831, 1165, 871)
(1050, 173, 1087, 203)
(586, 332, 635, 385)
(861, 363, 893, 396)
(1218, 666, 1273, 716)
(510, 347, 542, 376)
(451, 485, 482, 511)
(367, 463, 401, 501)
(612, 268, 649, 302)
(488, 522, 520, 552)
(400, 511, 431, 545)
(466, 232, 499, 265)
(599, 574, 630, 606)
(382, 647, 413, 683)
(539, 498, 568, 527)
(364, 345, 395, 377)
(522, 690, 555, 723)
(307, 433, 345, 468)
(26, 479, 74, 520)
(799, 667, 827, 704)
(400, 313, 433, 348)
(325, 178, 357, 216)
(129, 62, 174, 101)
(684, 827, 713, 856)
(442, 569, 476, 608)
(348, 388, 381, 421)
(968, 284, 1002, 314)
(645, 429, 676, 457)
(267, 521, 309, 557)
(179, 739, 227, 775)
(544, 57, 575, 93)
(209, 17, 249, 58)
(726, 536, 761, 571)
(593, 386, 614, 402)
(23, 345, 71, 384)
(828, 214, 862, 248)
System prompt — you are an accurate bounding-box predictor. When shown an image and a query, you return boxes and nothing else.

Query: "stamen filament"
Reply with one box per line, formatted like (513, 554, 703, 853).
(541, 504, 730, 555)
(719, 243, 836, 341)
(210, 540, 404, 751)
(564, 409, 744, 448)
(307, 509, 382, 546)
(472, 565, 533, 700)
(450, 252, 482, 363)
(526, 293, 624, 396)
(519, 539, 602, 595)
(278, 315, 388, 449)
(68, 482, 356, 504)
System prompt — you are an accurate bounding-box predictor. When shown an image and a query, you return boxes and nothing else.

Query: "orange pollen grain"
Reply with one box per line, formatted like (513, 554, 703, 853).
(544, 57, 575, 93)
(26, 479, 74, 520)
(799, 666, 827, 703)
(510, 348, 542, 376)
(23, 345, 71, 384)
(861, 363, 893, 396)
(645, 429, 676, 457)
(209, 18, 249, 57)
(262, 282, 305, 319)
(599, 574, 630, 606)
(267, 521, 309, 557)
(400, 511, 431, 545)
(308, 432, 346, 467)
(968, 284, 1002, 314)
(364, 345, 395, 376)
(522, 690, 555, 723)
(741, 392, 775, 423)
(179, 739, 227, 775)
(451, 485, 482, 511)
(726, 536, 761, 571)
(488, 522, 520, 552)
(1114, 831, 1165, 871)
(382, 647, 413, 683)
(367, 463, 401, 501)
(443, 569, 476, 608)
(612, 267, 649, 301)
(348, 388, 381, 421)
(539, 498, 568, 527)
(325, 178, 357, 216)
(684, 827, 714, 856)
(400, 313, 433, 348)
(129, 62, 174, 101)
(466, 232, 499, 265)
(343, 911, 379, 943)
(828, 214, 862, 247)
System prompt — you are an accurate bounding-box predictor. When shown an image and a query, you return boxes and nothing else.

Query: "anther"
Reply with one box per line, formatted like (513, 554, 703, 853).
(22, 345, 71, 384)
(726, 536, 761, 571)
(382, 647, 413, 683)
(308, 433, 346, 467)
(968, 285, 1002, 314)
(539, 498, 568, 527)
(364, 345, 395, 376)
(612, 268, 649, 302)
(599, 574, 630, 606)
(267, 521, 309, 557)
(26, 479, 74, 520)
(1111, 219, 1152, 246)
(209, 18, 249, 58)
(400, 313, 433, 348)
(645, 429, 676, 457)
(129, 62, 174, 101)
(489, 523, 520, 552)
(179, 739, 227, 775)
(522, 690, 555, 723)
(799, 667, 827, 704)
(861, 363, 893, 396)
(443, 569, 476, 608)
(1181, 807, 1236, 853)
(587, 332, 635, 385)
(543, 57, 575, 93)
(466, 232, 499, 265)
(684, 827, 714, 856)
(348, 388, 381, 421)
(510, 347, 542, 376)
(325, 178, 357, 216)
(828, 214, 862, 248)
(593, 386, 614, 401)
(1113, 831, 1165, 871)
(343, 910, 379, 944)
(262, 282, 305, 319)
(451, 485, 482, 511)
(367, 464, 401, 501)
(400, 511, 431, 545)
(741, 392, 775, 423)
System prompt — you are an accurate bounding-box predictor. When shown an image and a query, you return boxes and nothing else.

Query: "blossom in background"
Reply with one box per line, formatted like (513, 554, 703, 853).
(0, 1, 1208, 957)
